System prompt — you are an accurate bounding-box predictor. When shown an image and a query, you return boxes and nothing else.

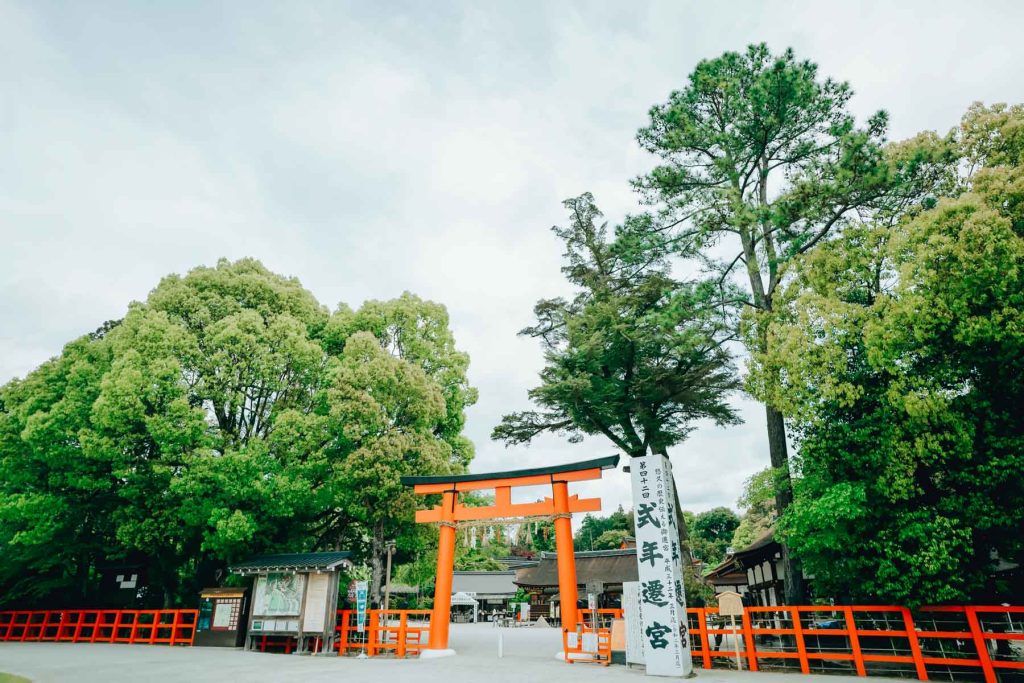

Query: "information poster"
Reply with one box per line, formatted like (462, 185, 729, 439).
(630, 454, 693, 677)
(253, 573, 305, 617)
(303, 573, 331, 632)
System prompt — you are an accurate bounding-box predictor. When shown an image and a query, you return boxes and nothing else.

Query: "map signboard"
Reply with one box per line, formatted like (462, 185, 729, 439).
(630, 453, 693, 677)
(253, 573, 306, 617)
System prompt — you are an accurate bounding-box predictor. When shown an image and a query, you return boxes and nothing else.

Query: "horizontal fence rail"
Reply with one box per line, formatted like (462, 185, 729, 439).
(249, 609, 432, 657)
(686, 605, 1023, 683)
(4, 602, 1019, 682)
(0, 609, 198, 646)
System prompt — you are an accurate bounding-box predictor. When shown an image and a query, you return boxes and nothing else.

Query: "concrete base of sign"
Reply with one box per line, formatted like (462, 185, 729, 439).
(420, 648, 457, 659)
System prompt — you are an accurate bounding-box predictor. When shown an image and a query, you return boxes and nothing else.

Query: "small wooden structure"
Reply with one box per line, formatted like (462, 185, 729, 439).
(230, 551, 351, 653)
(195, 587, 249, 647)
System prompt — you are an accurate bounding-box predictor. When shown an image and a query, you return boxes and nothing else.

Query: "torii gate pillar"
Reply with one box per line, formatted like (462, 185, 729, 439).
(401, 455, 619, 657)
(551, 480, 579, 628)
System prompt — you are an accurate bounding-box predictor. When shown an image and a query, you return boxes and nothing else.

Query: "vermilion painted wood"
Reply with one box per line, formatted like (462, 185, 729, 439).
(1, 603, 1021, 680)
(333, 609, 431, 657)
(0, 609, 197, 646)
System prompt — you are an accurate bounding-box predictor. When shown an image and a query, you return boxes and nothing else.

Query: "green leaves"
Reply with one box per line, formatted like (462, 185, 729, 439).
(495, 193, 741, 457)
(760, 103, 1024, 606)
(0, 258, 475, 608)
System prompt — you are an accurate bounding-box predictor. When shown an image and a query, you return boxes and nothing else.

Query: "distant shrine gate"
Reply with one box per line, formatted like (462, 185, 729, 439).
(401, 455, 619, 654)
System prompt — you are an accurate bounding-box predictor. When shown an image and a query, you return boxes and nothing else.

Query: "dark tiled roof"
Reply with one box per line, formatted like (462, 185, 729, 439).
(705, 529, 779, 582)
(401, 455, 619, 486)
(497, 556, 539, 570)
(515, 548, 638, 587)
(230, 551, 352, 574)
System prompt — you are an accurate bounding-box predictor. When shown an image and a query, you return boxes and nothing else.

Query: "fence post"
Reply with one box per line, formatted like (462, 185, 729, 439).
(398, 612, 408, 658)
(338, 610, 348, 654)
(843, 607, 866, 676)
(742, 608, 759, 671)
(792, 607, 810, 675)
(697, 608, 712, 669)
(901, 608, 928, 681)
(965, 607, 996, 683)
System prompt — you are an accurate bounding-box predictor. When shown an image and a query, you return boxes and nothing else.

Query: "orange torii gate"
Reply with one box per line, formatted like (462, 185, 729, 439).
(401, 455, 619, 656)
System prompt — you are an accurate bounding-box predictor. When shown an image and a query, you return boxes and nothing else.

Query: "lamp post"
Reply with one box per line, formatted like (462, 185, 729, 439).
(383, 540, 397, 612)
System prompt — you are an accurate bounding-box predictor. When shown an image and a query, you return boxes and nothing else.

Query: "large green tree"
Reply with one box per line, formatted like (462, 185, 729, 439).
(757, 104, 1024, 605)
(689, 507, 740, 566)
(0, 258, 475, 608)
(493, 193, 742, 582)
(493, 194, 740, 457)
(575, 505, 633, 551)
(730, 467, 777, 551)
(633, 44, 949, 601)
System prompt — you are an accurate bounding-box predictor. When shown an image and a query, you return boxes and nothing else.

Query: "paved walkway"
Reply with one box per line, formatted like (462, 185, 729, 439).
(0, 623, 867, 683)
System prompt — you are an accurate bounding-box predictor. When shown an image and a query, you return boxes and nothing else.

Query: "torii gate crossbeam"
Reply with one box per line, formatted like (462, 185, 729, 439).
(401, 455, 619, 656)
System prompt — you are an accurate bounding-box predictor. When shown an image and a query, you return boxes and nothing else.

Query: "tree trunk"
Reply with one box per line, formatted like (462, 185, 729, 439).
(163, 586, 175, 609)
(369, 520, 385, 607)
(765, 403, 806, 604)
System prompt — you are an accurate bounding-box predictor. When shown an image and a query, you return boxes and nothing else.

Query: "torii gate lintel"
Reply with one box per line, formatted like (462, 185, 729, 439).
(401, 455, 619, 654)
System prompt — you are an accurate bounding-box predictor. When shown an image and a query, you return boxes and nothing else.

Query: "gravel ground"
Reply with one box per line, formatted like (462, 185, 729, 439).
(0, 623, 878, 683)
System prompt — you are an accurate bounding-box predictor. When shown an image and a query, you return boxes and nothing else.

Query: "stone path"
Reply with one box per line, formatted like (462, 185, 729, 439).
(0, 622, 882, 683)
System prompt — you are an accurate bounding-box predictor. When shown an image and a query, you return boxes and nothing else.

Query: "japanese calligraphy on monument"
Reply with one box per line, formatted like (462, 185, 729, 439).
(630, 453, 693, 677)
(253, 573, 305, 617)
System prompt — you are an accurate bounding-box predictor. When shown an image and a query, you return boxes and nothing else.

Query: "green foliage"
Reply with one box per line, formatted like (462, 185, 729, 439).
(757, 104, 1024, 606)
(0, 258, 475, 608)
(454, 549, 506, 571)
(574, 506, 633, 550)
(688, 507, 740, 566)
(592, 529, 630, 550)
(731, 467, 778, 550)
(525, 518, 556, 553)
(634, 42, 952, 602)
(493, 193, 741, 456)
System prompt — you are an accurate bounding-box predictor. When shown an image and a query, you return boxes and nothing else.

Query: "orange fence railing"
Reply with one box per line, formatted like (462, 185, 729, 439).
(333, 609, 431, 658)
(686, 605, 1024, 683)
(0, 609, 198, 646)
(579, 608, 624, 629)
(246, 609, 432, 657)
(567, 610, 618, 666)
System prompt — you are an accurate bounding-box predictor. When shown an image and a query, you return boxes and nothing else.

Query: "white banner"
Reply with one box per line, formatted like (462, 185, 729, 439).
(630, 454, 693, 677)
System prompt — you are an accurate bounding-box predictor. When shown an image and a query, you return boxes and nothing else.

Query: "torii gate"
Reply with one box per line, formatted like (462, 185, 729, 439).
(401, 455, 619, 656)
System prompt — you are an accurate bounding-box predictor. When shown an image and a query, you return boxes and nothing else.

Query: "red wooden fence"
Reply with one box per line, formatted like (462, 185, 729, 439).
(250, 609, 432, 657)
(687, 605, 1023, 683)
(0, 609, 198, 646)
(3, 603, 1020, 683)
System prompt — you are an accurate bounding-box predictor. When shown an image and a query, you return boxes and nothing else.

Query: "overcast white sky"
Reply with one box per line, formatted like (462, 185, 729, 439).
(2, 1, 1022, 519)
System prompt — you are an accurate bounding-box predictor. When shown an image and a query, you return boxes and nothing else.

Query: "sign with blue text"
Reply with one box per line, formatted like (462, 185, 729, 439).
(355, 580, 369, 633)
(630, 454, 692, 677)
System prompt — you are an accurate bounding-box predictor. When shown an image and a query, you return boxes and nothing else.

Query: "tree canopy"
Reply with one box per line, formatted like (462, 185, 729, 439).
(632, 43, 951, 602)
(493, 193, 741, 456)
(0, 258, 475, 608)
(756, 104, 1024, 606)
